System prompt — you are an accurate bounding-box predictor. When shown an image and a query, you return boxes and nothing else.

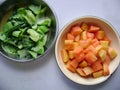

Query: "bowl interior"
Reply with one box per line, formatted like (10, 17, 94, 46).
(55, 16, 120, 85)
(0, 0, 58, 62)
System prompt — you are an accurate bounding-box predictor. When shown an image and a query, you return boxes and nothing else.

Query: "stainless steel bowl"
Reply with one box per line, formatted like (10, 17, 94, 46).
(0, 0, 58, 62)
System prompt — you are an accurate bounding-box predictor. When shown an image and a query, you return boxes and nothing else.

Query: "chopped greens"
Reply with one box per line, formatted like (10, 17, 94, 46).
(0, 4, 52, 59)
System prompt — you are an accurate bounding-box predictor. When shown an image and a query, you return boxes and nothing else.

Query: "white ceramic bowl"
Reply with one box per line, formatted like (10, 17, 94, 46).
(55, 16, 120, 85)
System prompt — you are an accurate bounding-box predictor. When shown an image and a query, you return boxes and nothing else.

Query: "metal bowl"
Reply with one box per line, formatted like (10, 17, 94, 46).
(0, 0, 58, 62)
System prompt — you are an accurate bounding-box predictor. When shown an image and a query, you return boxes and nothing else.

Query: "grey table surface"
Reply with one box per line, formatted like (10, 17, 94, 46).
(0, 0, 120, 90)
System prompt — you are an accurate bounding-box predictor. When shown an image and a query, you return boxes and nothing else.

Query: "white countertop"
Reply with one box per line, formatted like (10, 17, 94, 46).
(0, 0, 120, 90)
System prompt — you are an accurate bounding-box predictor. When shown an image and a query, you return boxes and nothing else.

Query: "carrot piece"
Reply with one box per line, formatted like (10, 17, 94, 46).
(67, 33, 75, 40)
(85, 52, 97, 65)
(91, 38, 100, 47)
(73, 46, 83, 57)
(76, 52, 85, 63)
(70, 59, 79, 68)
(66, 61, 76, 73)
(79, 39, 91, 48)
(103, 54, 111, 65)
(103, 62, 110, 76)
(88, 25, 100, 32)
(71, 26, 82, 36)
(74, 35, 81, 41)
(91, 61, 103, 72)
(95, 30, 105, 40)
(87, 32, 95, 39)
(84, 45, 97, 55)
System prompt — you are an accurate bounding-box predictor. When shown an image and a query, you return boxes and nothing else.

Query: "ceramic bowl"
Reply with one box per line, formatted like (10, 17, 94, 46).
(55, 16, 120, 85)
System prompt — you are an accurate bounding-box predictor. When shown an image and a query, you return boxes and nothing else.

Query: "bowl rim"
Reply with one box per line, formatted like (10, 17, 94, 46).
(0, 0, 59, 62)
(55, 15, 120, 85)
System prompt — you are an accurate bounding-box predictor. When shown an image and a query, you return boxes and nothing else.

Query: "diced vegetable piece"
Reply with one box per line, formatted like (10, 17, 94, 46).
(67, 33, 75, 40)
(76, 52, 85, 63)
(103, 62, 110, 76)
(79, 39, 90, 48)
(87, 32, 94, 39)
(61, 49, 69, 63)
(91, 61, 103, 72)
(84, 45, 97, 55)
(83, 66, 94, 76)
(73, 46, 83, 57)
(103, 36, 111, 44)
(95, 45, 103, 52)
(100, 41, 109, 50)
(70, 59, 79, 68)
(71, 26, 82, 36)
(85, 52, 97, 65)
(108, 47, 118, 59)
(81, 23, 88, 31)
(76, 68, 86, 77)
(64, 40, 74, 50)
(98, 49, 107, 61)
(68, 50, 74, 59)
(89, 25, 100, 32)
(95, 30, 105, 40)
(104, 55, 111, 65)
(93, 70, 103, 78)
(74, 35, 80, 41)
(79, 60, 88, 67)
(73, 42, 79, 49)
(91, 38, 100, 47)
(66, 61, 76, 73)
(81, 31, 87, 40)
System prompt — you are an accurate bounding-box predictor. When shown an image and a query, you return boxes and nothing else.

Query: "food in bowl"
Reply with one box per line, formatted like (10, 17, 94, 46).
(55, 16, 120, 85)
(0, 4, 51, 59)
(0, 0, 58, 62)
(61, 23, 117, 78)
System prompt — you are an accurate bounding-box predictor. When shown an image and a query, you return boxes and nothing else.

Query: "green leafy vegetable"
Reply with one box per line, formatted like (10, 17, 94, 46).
(0, 4, 52, 60)
(1, 43, 17, 57)
(17, 49, 28, 59)
(28, 50, 37, 59)
(12, 31, 21, 37)
(27, 29, 40, 42)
